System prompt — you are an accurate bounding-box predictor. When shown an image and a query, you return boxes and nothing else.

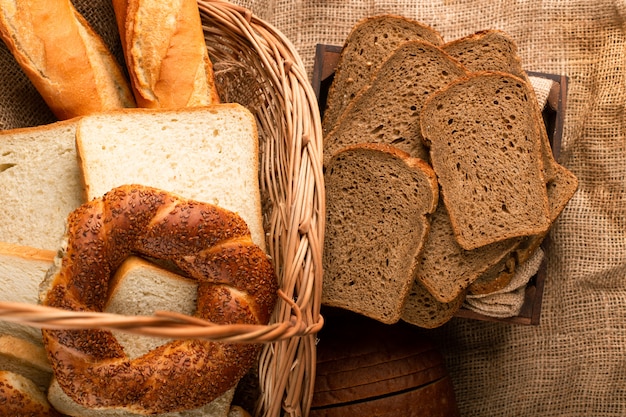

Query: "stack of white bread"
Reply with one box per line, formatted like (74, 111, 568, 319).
(321, 16, 578, 328)
(0, 0, 262, 416)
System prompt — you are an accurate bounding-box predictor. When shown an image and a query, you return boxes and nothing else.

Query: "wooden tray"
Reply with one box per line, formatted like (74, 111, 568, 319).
(311, 44, 568, 326)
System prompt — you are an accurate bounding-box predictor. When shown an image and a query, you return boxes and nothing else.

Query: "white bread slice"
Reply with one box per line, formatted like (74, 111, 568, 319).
(0, 119, 84, 250)
(75, 104, 265, 251)
(0, 370, 60, 417)
(322, 14, 444, 134)
(0, 242, 55, 345)
(0, 334, 52, 393)
(47, 256, 234, 417)
(421, 71, 552, 250)
(322, 143, 438, 324)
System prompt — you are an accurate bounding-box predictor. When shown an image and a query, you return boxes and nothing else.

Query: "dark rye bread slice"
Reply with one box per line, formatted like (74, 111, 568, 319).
(412, 201, 522, 303)
(322, 143, 438, 324)
(421, 71, 552, 250)
(322, 15, 444, 134)
(442, 30, 527, 80)
(323, 40, 468, 166)
(443, 29, 578, 208)
(443, 30, 578, 292)
(400, 278, 466, 329)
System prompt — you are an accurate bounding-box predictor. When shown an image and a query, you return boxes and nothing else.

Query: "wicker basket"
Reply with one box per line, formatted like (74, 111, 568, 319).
(0, 1, 325, 416)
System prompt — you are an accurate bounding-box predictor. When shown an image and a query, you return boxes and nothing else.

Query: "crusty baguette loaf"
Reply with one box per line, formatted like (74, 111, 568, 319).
(421, 71, 552, 250)
(46, 256, 235, 417)
(112, 0, 220, 108)
(322, 143, 438, 324)
(0, 119, 84, 251)
(0, 0, 135, 120)
(0, 371, 61, 417)
(75, 104, 265, 251)
(322, 15, 444, 134)
(0, 335, 52, 393)
(323, 40, 468, 166)
(0, 242, 55, 345)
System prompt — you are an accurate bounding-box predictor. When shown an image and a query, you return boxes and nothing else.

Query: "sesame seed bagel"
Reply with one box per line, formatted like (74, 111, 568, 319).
(40, 184, 278, 415)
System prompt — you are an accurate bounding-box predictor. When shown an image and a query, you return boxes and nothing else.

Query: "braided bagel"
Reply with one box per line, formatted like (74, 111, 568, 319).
(40, 184, 278, 414)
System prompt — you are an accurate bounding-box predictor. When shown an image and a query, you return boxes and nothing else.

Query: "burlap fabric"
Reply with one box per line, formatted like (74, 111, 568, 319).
(0, 1, 624, 416)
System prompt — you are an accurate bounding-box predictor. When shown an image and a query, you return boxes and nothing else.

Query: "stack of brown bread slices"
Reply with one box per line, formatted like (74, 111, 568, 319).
(321, 17, 578, 328)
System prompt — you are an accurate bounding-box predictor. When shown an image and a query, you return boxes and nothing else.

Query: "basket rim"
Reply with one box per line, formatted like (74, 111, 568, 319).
(0, 1, 325, 416)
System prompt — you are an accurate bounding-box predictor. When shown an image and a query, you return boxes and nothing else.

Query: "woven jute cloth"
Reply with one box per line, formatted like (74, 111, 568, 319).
(230, 1, 625, 416)
(1, 1, 624, 416)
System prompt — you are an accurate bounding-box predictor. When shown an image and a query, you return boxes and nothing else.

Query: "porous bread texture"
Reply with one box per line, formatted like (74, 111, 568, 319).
(322, 143, 438, 324)
(442, 29, 578, 206)
(47, 255, 235, 417)
(0, 242, 55, 345)
(443, 31, 578, 291)
(106, 256, 198, 358)
(323, 40, 468, 166)
(76, 104, 265, 251)
(443, 29, 527, 80)
(322, 14, 444, 134)
(0, 335, 52, 393)
(0, 370, 60, 417)
(468, 250, 518, 295)
(412, 202, 522, 303)
(400, 279, 466, 329)
(421, 71, 551, 250)
(0, 119, 84, 251)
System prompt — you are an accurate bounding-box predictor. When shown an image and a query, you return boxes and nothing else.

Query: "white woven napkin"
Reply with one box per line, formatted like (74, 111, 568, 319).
(463, 247, 545, 318)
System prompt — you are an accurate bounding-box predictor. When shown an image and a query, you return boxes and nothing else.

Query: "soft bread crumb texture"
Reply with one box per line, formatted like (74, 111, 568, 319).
(323, 15, 444, 133)
(76, 104, 265, 251)
(322, 144, 437, 324)
(0, 120, 83, 251)
(422, 72, 551, 250)
(323, 40, 468, 165)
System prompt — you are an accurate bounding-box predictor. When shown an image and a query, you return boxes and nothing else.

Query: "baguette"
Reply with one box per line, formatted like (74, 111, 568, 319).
(112, 0, 220, 108)
(0, 0, 135, 120)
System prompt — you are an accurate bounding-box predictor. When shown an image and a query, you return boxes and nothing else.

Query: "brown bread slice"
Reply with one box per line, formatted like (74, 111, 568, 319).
(443, 29, 578, 194)
(400, 278, 466, 329)
(443, 30, 527, 80)
(421, 71, 552, 250)
(322, 15, 444, 134)
(323, 40, 468, 166)
(443, 30, 578, 291)
(322, 143, 439, 324)
(412, 201, 522, 303)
